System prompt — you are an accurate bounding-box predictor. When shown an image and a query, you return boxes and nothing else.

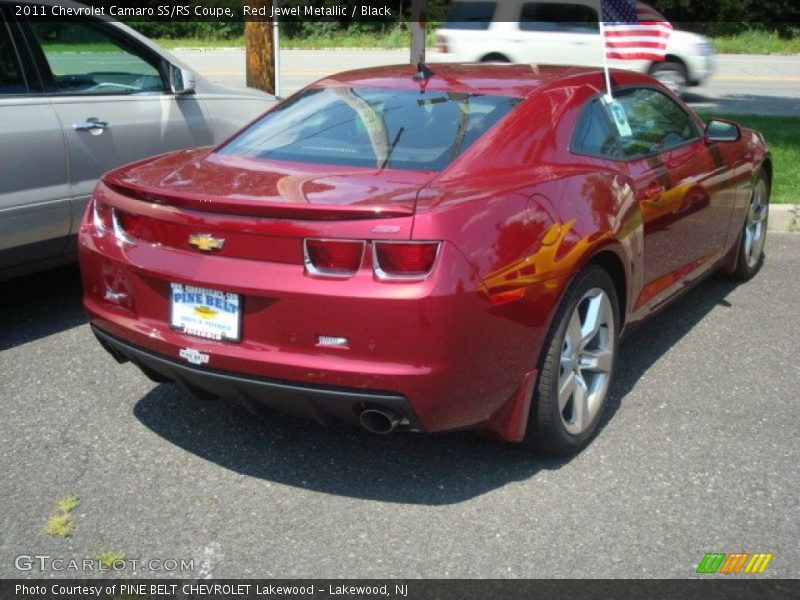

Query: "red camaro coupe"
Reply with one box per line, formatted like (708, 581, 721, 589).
(79, 64, 770, 454)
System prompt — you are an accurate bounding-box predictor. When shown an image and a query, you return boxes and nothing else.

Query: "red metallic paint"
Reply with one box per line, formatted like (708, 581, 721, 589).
(79, 64, 769, 442)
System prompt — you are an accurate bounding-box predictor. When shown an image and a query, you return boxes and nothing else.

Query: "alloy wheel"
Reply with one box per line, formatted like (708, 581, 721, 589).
(558, 288, 616, 435)
(743, 178, 768, 268)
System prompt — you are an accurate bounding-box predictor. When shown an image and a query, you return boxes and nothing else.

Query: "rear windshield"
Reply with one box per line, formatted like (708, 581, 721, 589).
(217, 87, 519, 171)
(443, 1, 497, 30)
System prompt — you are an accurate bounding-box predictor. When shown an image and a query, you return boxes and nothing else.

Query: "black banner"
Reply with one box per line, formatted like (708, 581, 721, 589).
(6, 0, 800, 23)
(1, 580, 800, 600)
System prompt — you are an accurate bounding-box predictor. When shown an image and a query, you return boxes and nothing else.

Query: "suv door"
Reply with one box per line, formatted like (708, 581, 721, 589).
(517, 1, 602, 66)
(23, 20, 215, 240)
(0, 13, 70, 273)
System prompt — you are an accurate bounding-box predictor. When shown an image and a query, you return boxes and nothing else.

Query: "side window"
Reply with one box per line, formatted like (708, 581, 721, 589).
(0, 20, 27, 94)
(614, 88, 699, 156)
(520, 3, 600, 33)
(444, 1, 497, 30)
(572, 88, 699, 160)
(29, 22, 164, 95)
(572, 99, 619, 157)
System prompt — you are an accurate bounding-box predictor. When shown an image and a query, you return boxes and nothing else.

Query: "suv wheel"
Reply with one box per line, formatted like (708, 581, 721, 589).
(649, 61, 688, 96)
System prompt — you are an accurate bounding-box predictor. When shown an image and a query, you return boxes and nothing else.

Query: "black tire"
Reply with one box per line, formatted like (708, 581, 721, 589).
(524, 265, 620, 455)
(649, 60, 688, 96)
(731, 172, 770, 281)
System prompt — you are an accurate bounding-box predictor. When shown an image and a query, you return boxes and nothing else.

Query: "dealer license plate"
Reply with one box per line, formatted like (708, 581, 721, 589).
(170, 283, 241, 342)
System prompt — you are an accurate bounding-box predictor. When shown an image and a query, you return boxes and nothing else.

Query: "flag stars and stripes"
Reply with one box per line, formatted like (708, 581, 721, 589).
(601, 0, 673, 62)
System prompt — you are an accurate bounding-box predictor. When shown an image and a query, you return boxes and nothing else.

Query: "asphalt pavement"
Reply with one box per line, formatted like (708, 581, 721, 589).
(1, 234, 798, 578)
(173, 49, 800, 116)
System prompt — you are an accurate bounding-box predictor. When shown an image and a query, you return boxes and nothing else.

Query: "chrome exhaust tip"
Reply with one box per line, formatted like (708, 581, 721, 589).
(359, 408, 402, 435)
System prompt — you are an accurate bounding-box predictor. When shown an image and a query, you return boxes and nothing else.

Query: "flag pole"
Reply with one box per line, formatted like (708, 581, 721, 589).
(598, 19, 614, 101)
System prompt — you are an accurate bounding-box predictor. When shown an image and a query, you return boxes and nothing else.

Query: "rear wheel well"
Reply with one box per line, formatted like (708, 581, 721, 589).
(587, 251, 627, 326)
(480, 53, 510, 63)
(761, 158, 773, 190)
(650, 55, 687, 73)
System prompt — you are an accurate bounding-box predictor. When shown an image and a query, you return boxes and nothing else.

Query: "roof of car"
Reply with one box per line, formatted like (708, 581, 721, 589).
(312, 63, 653, 98)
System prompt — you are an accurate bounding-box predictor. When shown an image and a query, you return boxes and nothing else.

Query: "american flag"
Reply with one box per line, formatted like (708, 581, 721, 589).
(601, 0, 673, 62)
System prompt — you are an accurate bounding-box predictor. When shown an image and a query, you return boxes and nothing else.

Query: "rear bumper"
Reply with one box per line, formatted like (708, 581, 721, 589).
(92, 324, 421, 429)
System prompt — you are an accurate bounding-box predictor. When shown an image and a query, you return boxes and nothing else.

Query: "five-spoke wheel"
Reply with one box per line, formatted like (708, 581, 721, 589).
(525, 265, 620, 455)
(733, 172, 770, 280)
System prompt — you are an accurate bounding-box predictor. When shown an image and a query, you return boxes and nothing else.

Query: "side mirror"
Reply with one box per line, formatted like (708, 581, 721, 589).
(705, 119, 740, 143)
(169, 64, 197, 95)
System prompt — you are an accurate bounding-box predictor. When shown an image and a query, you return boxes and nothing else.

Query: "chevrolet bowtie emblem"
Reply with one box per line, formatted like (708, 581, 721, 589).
(188, 233, 225, 251)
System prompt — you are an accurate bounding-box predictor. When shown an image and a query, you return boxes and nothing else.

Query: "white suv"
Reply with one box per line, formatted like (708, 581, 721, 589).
(431, 0, 715, 95)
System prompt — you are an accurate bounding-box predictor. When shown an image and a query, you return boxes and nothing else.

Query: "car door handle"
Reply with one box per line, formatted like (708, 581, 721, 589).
(73, 119, 109, 132)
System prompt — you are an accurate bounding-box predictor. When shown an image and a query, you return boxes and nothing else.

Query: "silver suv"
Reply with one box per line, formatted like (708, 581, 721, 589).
(432, 0, 714, 94)
(0, 0, 274, 280)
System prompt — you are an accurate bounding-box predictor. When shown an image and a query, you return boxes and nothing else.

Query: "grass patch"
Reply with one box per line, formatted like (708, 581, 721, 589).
(155, 29, 437, 49)
(710, 31, 800, 55)
(94, 551, 125, 569)
(57, 494, 80, 513)
(44, 514, 74, 537)
(701, 113, 800, 204)
(155, 36, 244, 49)
(44, 494, 80, 538)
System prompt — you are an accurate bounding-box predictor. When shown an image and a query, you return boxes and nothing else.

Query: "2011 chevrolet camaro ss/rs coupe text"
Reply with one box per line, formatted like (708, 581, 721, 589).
(79, 63, 770, 455)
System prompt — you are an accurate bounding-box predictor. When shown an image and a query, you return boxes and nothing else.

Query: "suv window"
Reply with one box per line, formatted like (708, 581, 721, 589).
(0, 21, 26, 94)
(444, 1, 497, 30)
(29, 22, 164, 95)
(218, 87, 520, 172)
(573, 88, 699, 159)
(520, 2, 600, 33)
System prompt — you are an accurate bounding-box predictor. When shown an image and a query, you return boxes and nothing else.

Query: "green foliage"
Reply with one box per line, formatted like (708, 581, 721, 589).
(711, 30, 800, 53)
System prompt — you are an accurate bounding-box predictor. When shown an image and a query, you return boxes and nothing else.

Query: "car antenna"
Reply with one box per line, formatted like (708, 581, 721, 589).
(413, 62, 435, 81)
(413, 62, 434, 94)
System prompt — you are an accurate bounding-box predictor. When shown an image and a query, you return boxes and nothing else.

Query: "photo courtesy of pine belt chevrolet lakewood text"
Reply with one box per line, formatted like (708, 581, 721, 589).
(80, 63, 770, 455)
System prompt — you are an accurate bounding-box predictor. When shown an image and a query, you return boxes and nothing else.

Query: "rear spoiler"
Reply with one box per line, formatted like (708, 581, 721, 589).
(102, 178, 414, 221)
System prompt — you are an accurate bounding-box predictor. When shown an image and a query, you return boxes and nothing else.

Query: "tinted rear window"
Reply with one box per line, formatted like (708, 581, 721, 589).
(217, 87, 519, 172)
(444, 1, 497, 30)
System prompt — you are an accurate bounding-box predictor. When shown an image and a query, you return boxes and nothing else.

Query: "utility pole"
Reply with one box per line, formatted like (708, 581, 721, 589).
(410, 0, 427, 65)
(245, 0, 275, 94)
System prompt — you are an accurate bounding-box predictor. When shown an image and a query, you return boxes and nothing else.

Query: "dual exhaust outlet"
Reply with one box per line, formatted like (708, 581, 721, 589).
(358, 408, 404, 435)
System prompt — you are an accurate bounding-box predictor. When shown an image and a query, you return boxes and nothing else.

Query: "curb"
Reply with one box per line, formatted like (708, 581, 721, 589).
(768, 204, 800, 232)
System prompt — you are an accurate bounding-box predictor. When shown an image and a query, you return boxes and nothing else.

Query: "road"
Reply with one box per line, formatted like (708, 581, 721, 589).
(1, 234, 798, 578)
(173, 49, 800, 116)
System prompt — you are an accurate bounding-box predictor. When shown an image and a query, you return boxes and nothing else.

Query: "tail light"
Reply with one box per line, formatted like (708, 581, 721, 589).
(114, 210, 146, 241)
(373, 241, 440, 281)
(435, 34, 449, 53)
(92, 199, 113, 233)
(304, 238, 365, 278)
(91, 199, 134, 244)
